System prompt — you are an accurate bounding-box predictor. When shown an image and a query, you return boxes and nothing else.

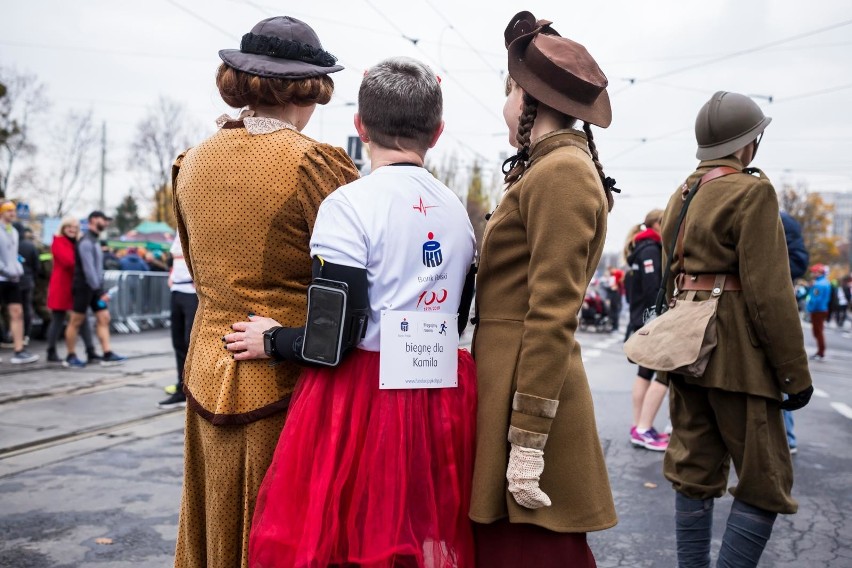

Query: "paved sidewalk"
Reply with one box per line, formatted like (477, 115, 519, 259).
(0, 324, 850, 567)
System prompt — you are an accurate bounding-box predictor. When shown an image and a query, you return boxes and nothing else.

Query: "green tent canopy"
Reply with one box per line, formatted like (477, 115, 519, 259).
(111, 221, 176, 252)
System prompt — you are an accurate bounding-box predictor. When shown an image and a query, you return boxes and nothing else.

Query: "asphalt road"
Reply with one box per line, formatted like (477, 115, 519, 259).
(0, 320, 849, 568)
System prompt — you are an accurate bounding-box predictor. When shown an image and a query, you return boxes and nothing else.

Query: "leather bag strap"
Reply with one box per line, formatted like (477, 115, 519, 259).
(655, 166, 739, 315)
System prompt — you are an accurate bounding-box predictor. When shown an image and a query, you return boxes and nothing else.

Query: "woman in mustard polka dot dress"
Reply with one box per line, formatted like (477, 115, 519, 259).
(171, 16, 359, 568)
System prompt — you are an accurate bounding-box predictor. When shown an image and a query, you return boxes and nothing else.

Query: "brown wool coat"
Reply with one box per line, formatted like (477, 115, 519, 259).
(470, 130, 618, 532)
(173, 122, 360, 425)
(658, 157, 812, 398)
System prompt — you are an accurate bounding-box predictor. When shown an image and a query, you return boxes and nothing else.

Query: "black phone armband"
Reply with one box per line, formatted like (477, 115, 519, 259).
(300, 260, 369, 366)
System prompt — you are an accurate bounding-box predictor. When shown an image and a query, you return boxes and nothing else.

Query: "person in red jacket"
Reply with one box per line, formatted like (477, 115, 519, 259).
(45, 216, 96, 364)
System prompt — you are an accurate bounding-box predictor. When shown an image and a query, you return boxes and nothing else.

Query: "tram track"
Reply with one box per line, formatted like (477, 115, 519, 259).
(0, 351, 173, 405)
(0, 350, 181, 471)
(0, 406, 183, 459)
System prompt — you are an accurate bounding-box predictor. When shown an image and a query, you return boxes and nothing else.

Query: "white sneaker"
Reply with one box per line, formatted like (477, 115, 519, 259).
(11, 350, 39, 364)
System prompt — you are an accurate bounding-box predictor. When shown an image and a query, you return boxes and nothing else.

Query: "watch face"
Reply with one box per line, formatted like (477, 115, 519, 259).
(263, 331, 273, 354)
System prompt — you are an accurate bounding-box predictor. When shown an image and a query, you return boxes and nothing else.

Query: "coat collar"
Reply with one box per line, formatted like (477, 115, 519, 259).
(215, 109, 297, 135)
(696, 156, 744, 172)
(529, 128, 591, 164)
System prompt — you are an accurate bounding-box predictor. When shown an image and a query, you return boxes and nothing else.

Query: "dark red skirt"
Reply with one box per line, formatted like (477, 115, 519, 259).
(249, 349, 477, 568)
(473, 520, 596, 568)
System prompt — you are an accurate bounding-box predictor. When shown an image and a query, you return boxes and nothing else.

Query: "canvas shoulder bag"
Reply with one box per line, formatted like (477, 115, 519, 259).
(623, 166, 738, 377)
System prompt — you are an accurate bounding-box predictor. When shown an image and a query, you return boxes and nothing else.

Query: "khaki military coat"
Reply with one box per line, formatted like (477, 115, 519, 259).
(173, 119, 359, 425)
(658, 157, 812, 398)
(470, 130, 618, 532)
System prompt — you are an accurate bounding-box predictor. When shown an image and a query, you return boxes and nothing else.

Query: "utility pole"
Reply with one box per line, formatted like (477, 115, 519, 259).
(99, 121, 106, 212)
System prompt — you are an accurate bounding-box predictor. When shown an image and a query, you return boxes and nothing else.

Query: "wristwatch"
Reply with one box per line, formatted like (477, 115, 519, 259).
(263, 327, 283, 359)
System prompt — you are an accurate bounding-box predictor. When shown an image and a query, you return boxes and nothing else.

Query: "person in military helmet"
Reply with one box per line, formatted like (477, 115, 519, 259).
(658, 91, 814, 567)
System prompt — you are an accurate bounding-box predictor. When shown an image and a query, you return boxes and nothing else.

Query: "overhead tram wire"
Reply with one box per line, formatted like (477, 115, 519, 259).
(774, 82, 852, 104)
(164, 0, 235, 39)
(607, 127, 693, 164)
(230, 0, 506, 61)
(424, 0, 505, 80)
(613, 17, 852, 95)
(0, 40, 210, 62)
(360, 0, 503, 122)
(643, 17, 852, 82)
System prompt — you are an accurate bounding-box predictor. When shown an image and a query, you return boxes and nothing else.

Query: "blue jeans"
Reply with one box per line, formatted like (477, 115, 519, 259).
(783, 398, 796, 449)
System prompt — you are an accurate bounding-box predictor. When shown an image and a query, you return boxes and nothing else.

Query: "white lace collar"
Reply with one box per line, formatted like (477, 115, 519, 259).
(215, 109, 297, 135)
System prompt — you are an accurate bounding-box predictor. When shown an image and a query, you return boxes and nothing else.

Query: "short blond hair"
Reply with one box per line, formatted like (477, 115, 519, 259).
(56, 215, 80, 236)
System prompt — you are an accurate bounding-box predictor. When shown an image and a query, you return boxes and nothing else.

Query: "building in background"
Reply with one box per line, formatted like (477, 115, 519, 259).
(818, 191, 852, 265)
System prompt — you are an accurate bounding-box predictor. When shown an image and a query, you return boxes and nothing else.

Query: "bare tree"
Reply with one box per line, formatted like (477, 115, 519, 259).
(129, 96, 197, 227)
(0, 67, 49, 198)
(40, 109, 100, 217)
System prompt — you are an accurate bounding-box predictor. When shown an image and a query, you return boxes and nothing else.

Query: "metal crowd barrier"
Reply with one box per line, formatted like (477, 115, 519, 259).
(102, 270, 171, 334)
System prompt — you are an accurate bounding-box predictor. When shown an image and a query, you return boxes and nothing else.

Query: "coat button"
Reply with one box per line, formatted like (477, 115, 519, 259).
(784, 377, 792, 384)
(485, 213, 492, 221)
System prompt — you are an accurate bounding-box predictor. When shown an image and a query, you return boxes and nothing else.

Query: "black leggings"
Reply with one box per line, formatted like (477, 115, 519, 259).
(171, 291, 198, 387)
(46, 310, 95, 354)
(637, 365, 656, 380)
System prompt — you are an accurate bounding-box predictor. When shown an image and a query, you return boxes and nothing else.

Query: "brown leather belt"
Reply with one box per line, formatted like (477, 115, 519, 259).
(677, 273, 742, 291)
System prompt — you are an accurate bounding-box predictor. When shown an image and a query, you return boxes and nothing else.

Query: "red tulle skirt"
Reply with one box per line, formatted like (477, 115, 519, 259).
(249, 348, 477, 568)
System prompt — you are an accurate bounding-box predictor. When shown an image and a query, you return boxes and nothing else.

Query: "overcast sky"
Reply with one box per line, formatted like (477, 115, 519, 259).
(3, 0, 852, 253)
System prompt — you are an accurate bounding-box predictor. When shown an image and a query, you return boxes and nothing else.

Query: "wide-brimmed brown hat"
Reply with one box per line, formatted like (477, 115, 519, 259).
(505, 11, 612, 128)
(219, 16, 343, 79)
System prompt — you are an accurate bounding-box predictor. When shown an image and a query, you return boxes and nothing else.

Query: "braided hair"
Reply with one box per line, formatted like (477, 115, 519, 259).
(583, 122, 616, 212)
(503, 92, 538, 187)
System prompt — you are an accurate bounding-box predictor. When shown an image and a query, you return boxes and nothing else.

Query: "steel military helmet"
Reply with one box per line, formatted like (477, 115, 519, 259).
(694, 91, 772, 160)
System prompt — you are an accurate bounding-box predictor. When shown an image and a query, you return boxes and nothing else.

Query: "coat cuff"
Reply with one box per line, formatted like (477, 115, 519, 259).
(512, 392, 559, 418)
(774, 353, 812, 395)
(508, 425, 548, 450)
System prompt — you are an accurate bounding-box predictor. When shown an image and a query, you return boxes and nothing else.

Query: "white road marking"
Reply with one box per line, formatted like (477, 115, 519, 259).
(830, 402, 852, 420)
(582, 349, 602, 363)
(813, 388, 830, 399)
(591, 337, 621, 349)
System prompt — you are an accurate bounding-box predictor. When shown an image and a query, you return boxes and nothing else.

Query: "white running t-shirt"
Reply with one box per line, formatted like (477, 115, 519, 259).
(311, 165, 476, 352)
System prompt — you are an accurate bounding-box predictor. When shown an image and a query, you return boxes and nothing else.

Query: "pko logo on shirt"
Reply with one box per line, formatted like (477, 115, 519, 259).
(422, 232, 443, 267)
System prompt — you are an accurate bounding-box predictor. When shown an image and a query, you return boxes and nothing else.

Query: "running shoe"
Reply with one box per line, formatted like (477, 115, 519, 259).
(101, 352, 127, 366)
(631, 427, 668, 452)
(11, 350, 39, 364)
(63, 354, 86, 368)
(158, 391, 187, 409)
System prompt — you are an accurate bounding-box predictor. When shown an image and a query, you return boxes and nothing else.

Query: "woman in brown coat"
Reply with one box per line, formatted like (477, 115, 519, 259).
(171, 16, 359, 568)
(470, 11, 617, 567)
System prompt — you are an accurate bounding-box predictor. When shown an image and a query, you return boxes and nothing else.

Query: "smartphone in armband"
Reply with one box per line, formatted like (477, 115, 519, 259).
(301, 278, 349, 366)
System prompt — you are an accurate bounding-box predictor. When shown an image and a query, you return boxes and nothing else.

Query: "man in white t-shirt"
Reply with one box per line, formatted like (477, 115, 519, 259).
(158, 237, 198, 408)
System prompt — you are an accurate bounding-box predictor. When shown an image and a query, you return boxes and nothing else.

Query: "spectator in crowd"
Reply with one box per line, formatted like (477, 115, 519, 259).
(101, 241, 121, 270)
(624, 208, 669, 452)
(145, 251, 169, 272)
(45, 216, 97, 363)
(606, 267, 624, 332)
(780, 211, 809, 281)
(63, 211, 126, 368)
(170, 16, 359, 568)
(779, 210, 808, 455)
(838, 276, 851, 330)
(157, 236, 197, 409)
(806, 264, 831, 361)
(0, 201, 39, 364)
(119, 247, 149, 271)
(17, 227, 40, 342)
